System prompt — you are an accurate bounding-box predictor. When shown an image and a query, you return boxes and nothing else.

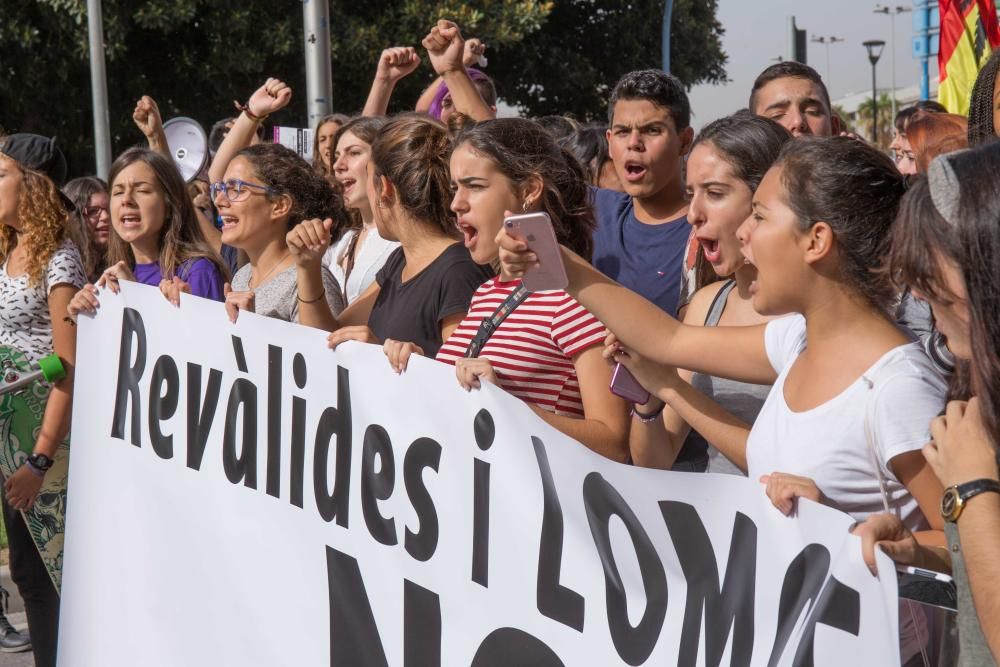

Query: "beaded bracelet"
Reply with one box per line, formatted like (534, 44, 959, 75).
(630, 403, 665, 423)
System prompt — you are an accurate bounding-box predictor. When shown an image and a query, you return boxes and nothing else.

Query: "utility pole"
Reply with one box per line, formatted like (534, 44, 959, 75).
(86, 0, 112, 178)
(662, 0, 675, 73)
(873, 4, 912, 120)
(809, 35, 845, 85)
(302, 0, 333, 129)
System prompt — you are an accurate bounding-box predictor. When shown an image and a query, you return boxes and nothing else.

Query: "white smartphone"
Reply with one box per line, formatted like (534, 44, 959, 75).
(504, 212, 568, 292)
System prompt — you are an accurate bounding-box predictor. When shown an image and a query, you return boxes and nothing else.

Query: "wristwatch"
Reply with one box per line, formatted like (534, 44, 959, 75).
(941, 479, 1000, 522)
(26, 453, 53, 474)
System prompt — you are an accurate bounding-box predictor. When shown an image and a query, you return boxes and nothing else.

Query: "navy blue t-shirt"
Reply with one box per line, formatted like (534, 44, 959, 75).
(591, 188, 706, 467)
(591, 188, 690, 317)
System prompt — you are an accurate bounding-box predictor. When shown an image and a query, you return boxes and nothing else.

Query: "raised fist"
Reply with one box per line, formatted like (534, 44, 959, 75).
(132, 95, 164, 138)
(246, 78, 293, 119)
(463, 38, 487, 68)
(376, 46, 421, 83)
(422, 20, 465, 75)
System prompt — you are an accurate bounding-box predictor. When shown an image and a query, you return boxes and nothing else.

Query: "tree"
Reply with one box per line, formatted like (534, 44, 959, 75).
(1, 0, 726, 174)
(488, 0, 728, 120)
(854, 93, 895, 151)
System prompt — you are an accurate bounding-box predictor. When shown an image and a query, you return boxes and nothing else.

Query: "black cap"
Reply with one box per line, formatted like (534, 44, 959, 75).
(0, 134, 69, 187)
(0, 134, 75, 211)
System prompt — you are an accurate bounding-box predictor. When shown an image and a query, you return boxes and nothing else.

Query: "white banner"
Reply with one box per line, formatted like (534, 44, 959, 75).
(60, 282, 900, 666)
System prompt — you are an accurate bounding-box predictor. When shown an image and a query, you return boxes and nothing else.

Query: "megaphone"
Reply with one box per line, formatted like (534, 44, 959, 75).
(163, 117, 209, 183)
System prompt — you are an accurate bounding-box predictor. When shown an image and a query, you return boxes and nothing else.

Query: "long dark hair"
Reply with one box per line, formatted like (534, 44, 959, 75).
(63, 175, 109, 278)
(107, 147, 228, 281)
(776, 137, 905, 310)
(311, 113, 351, 175)
(687, 110, 792, 289)
(454, 118, 595, 259)
(893, 145, 1000, 443)
(370, 115, 456, 238)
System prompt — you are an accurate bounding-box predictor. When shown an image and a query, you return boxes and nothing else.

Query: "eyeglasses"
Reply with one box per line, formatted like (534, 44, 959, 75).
(83, 206, 108, 219)
(210, 179, 275, 204)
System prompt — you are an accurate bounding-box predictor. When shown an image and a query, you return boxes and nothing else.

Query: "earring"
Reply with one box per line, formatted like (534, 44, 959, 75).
(521, 200, 530, 213)
(378, 198, 389, 209)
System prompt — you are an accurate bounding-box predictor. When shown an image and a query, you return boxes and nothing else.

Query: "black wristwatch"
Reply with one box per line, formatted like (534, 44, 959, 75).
(26, 453, 53, 474)
(941, 479, 1000, 522)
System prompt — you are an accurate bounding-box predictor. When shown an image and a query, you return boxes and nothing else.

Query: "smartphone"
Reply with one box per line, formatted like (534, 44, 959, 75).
(896, 565, 957, 611)
(610, 363, 650, 405)
(504, 212, 568, 292)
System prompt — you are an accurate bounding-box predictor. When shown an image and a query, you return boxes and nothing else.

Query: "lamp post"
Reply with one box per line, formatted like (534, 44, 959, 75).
(809, 35, 845, 84)
(662, 0, 675, 73)
(863, 39, 886, 145)
(873, 5, 912, 121)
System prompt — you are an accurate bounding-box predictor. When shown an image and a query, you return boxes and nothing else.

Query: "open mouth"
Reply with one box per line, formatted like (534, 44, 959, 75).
(220, 215, 239, 232)
(119, 214, 142, 229)
(457, 221, 479, 249)
(699, 237, 721, 264)
(623, 162, 647, 182)
(340, 178, 356, 197)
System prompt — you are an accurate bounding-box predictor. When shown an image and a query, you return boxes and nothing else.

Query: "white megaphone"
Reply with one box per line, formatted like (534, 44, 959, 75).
(162, 117, 209, 183)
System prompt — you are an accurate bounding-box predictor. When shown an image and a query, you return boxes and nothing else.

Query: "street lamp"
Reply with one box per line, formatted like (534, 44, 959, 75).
(863, 40, 886, 145)
(873, 5, 912, 121)
(810, 35, 845, 84)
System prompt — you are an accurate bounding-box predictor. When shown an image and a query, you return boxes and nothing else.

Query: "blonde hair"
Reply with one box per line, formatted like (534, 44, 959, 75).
(0, 158, 74, 287)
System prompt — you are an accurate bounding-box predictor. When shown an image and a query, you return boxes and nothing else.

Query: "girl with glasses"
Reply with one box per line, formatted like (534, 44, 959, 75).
(206, 78, 349, 324)
(66, 147, 227, 319)
(63, 176, 109, 281)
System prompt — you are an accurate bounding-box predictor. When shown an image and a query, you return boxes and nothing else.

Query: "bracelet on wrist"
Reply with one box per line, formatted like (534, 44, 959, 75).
(24, 459, 46, 478)
(631, 403, 665, 423)
(233, 100, 269, 123)
(297, 289, 325, 304)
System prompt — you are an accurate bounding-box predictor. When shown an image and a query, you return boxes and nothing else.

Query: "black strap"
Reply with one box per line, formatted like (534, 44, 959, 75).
(465, 285, 531, 358)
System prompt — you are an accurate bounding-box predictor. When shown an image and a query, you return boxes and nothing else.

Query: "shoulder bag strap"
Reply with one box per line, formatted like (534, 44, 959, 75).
(465, 285, 531, 359)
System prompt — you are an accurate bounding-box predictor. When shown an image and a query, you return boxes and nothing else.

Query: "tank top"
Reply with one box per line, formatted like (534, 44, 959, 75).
(684, 280, 771, 476)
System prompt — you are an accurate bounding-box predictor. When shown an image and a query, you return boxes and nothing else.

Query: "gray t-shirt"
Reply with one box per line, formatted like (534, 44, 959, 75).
(230, 264, 345, 324)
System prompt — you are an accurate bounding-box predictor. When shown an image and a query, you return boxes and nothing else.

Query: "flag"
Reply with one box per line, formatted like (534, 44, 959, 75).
(938, 0, 1000, 114)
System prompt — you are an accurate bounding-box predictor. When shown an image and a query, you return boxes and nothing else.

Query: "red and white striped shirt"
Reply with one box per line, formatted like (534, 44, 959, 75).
(436, 278, 606, 417)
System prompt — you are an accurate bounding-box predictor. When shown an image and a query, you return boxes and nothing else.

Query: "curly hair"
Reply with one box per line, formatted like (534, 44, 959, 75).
(0, 160, 72, 287)
(235, 143, 352, 241)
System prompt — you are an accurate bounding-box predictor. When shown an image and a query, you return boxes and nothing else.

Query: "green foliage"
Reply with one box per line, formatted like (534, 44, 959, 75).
(488, 0, 727, 121)
(855, 93, 895, 150)
(1, 0, 726, 174)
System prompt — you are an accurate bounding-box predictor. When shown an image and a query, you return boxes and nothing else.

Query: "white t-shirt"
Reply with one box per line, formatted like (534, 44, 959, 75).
(746, 315, 947, 531)
(0, 240, 86, 362)
(323, 226, 399, 305)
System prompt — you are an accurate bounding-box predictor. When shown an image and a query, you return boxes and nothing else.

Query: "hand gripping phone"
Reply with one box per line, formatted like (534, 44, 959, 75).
(610, 363, 650, 405)
(503, 212, 568, 292)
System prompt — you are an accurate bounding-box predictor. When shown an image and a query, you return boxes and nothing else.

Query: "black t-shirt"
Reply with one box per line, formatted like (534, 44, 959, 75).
(368, 243, 492, 357)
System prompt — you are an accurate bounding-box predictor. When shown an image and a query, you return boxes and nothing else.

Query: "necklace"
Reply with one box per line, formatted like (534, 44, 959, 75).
(249, 251, 291, 290)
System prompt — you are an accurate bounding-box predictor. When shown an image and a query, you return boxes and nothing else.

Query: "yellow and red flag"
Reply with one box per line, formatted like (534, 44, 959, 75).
(938, 0, 1000, 114)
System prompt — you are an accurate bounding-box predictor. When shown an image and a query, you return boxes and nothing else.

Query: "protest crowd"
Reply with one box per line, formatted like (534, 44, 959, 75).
(2, 14, 1000, 667)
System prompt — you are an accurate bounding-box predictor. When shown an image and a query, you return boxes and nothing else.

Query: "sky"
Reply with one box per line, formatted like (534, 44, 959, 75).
(687, 0, 926, 129)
